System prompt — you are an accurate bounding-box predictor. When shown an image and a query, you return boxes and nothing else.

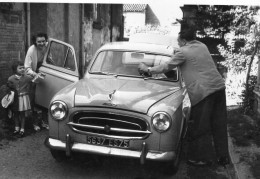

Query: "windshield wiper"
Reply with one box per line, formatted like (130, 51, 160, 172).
(143, 76, 174, 81)
(91, 71, 116, 75)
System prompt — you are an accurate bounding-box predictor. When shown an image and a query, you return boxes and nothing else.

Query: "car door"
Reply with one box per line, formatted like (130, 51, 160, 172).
(35, 38, 79, 108)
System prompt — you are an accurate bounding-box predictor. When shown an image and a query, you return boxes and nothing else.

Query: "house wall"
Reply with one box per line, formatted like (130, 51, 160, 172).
(46, 4, 66, 42)
(32, 3, 124, 71)
(124, 12, 145, 27)
(46, 3, 81, 63)
(0, 3, 123, 85)
(30, 3, 47, 36)
(83, 4, 123, 66)
(0, 3, 26, 85)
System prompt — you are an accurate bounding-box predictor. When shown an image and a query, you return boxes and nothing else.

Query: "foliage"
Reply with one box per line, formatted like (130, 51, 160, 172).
(214, 6, 260, 109)
(196, 5, 235, 38)
(194, 5, 260, 110)
(124, 24, 173, 38)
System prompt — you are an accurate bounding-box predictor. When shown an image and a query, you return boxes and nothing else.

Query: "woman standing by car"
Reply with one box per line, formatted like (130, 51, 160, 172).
(24, 32, 49, 131)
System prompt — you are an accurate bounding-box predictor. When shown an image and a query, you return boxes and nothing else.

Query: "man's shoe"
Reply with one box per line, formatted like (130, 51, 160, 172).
(187, 159, 212, 167)
(217, 156, 230, 166)
(41, 123, 49, 130)
(33, 125, 40, 131)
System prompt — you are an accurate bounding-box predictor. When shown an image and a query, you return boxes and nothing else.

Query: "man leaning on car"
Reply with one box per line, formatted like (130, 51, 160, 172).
(138, 26, 230, 167)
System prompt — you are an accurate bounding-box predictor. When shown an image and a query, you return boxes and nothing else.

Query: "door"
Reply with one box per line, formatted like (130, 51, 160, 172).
(35, 38, 79, 108)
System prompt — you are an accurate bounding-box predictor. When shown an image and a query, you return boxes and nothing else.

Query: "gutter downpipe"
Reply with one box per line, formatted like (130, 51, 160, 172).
(27, 3, 31, 48)
(79, 4, 84, 79)
(110, 4, 113, 42)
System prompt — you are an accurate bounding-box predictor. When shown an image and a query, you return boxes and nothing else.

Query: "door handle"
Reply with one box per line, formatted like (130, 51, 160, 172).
(40, 73, 46, 77)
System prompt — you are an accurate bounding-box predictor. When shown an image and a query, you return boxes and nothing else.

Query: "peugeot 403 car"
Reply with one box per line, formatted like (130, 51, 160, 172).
(37, 34, 190, 174)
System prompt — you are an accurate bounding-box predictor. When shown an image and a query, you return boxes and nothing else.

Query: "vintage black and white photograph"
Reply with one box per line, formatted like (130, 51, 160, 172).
(0, 0, 260, 178)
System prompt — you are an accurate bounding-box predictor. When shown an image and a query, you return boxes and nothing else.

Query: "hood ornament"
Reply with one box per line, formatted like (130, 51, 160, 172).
(103, 90, 117, 107)
(108, 90, 116, 101)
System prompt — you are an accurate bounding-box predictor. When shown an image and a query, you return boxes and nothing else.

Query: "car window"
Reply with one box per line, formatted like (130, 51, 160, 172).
(46, 41, 76, 71)
(90, 50, 178, 81)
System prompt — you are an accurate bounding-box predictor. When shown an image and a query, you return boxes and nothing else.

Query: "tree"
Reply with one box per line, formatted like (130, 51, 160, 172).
(196, 5, 235, 39)
(188, 5, 260, 112)
(217, 6, 260, 113)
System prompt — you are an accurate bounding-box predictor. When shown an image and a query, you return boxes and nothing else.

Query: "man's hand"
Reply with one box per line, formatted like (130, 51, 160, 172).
(138, 62, 148, 75)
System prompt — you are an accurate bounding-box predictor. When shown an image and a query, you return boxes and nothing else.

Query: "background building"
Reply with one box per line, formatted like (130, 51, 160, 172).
(0, 3, 123, 85)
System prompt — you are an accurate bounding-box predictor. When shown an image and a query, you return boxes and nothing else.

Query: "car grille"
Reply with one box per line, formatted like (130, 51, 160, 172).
(67, 111, 151, 139)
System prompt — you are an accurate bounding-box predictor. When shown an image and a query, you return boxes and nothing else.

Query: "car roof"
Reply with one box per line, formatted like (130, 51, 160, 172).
(98, 41, 175, 56)
(129, 33, 178, 48)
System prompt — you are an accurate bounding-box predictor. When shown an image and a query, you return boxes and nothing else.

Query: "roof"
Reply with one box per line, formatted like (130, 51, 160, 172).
(97, 42, 174, 56)
(123, 4, 147, 12)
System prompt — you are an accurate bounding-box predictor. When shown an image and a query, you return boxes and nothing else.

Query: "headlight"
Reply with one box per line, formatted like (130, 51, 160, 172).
(152, 112, 172, 132)
(50, 101, 68, 120)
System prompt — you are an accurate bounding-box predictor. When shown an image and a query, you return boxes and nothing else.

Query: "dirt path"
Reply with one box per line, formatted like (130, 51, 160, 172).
(0, 129, 236, 179)
(0, 130, 189, 179)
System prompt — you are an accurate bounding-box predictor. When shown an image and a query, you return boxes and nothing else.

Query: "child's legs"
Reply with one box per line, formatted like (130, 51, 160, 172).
(13, 111, 20, 129)
(19, 111, 26, 130)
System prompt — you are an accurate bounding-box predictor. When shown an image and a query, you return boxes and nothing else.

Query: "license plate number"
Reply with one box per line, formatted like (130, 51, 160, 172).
(86, 136, 130, 148)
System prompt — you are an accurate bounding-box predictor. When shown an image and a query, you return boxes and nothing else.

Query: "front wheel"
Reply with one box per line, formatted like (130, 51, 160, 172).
(163, 140, 183, 175)
(50, 149, 69, 162)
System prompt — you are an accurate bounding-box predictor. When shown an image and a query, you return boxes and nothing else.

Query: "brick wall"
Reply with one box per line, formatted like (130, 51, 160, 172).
(0, 5, 26, 86)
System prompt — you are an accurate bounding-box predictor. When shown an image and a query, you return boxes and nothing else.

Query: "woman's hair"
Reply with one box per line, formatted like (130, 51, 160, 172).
(31, 33, 48, 46)
(11, 61, 24, 74)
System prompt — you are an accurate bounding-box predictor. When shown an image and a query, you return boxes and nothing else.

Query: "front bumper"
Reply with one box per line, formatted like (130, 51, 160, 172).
(45, 135, 176, 164)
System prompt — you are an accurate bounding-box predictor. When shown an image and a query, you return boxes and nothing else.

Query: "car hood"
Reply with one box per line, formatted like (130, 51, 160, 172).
(74, 77, 180, 114)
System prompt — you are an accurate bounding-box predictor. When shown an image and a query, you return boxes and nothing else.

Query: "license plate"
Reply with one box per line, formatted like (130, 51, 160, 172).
(86, 136, 130, 148)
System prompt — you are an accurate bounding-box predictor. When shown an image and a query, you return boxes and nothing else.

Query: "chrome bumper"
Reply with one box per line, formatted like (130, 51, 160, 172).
(45, 135, 176, 164)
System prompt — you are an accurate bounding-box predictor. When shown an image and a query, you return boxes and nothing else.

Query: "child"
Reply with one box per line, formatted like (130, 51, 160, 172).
(7, 61, 34, 138)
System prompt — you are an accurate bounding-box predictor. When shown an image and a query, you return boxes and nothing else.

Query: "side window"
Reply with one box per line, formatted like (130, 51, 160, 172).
(46, 41, 76, 71)
(64, 48, 76, 71)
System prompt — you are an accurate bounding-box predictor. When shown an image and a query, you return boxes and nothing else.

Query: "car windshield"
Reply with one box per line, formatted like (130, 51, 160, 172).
(89, 50, 178, 81)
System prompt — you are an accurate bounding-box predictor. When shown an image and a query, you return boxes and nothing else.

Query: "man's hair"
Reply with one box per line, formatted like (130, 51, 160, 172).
(11, 61, 24, 74)
(31, 33, 48, 46)
(179, 27, 196, 41)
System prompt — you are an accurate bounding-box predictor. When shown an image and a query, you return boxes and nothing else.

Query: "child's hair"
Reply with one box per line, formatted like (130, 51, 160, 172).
(11, 61, 24, 74)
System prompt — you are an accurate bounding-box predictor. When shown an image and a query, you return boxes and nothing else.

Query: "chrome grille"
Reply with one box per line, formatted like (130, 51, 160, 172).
(68, 111, 151, 139)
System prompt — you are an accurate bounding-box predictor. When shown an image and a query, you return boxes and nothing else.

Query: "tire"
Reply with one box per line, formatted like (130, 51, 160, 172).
(163, 140, 183, 175)
(50, 149, 68, 162)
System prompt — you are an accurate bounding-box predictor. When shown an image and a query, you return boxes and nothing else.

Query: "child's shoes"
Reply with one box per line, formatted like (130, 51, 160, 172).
(18, 131, 24, 138)
(13, 130, 19, 136)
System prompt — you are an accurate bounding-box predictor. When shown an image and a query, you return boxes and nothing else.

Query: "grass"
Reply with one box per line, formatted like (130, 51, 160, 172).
(251, 154, 260, 177)
(227, 106, 260, 179)
(227, 106, 260, 147)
